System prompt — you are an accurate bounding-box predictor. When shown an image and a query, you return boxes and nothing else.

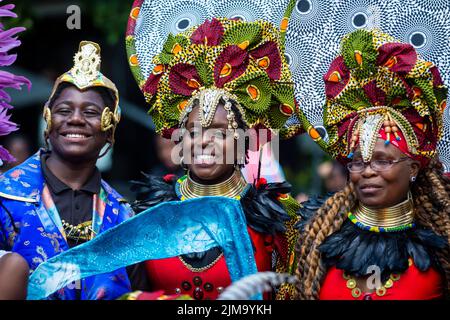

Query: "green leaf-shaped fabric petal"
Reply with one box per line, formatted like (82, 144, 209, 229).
(342, 30, 377, 79)
(229, 71, 272, 116)
(195, 53, 214, 87)
(160, 94, 186, 122)
(158, 34, 190, 65)
(268, 83, 296, 129)
(222, 22, 262, 51)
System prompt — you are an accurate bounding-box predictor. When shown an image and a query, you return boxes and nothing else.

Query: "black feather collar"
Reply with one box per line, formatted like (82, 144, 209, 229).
(319, 220, 447, 281)
(130, 174, 291, 235)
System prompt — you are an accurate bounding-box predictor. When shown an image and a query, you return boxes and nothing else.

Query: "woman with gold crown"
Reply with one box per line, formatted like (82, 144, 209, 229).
(294, 28, 450, 300)
(122, 0, 304, 300)
(0, 41, 134, 300)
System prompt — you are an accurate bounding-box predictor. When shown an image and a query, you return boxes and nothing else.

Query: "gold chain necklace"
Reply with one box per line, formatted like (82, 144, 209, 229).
(179, 169, 247, 200)
(352, 192, 415, 230)
(179, 253, 224, 273)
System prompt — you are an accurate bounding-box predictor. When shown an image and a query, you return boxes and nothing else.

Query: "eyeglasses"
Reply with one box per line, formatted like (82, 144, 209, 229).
(347, 157, 410, 173)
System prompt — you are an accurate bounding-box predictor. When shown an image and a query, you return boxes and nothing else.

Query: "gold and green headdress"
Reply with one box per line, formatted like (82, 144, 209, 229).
(318, 29, 447, 167)
(44, 41, 121, 138)
(126, 0, 300, 139)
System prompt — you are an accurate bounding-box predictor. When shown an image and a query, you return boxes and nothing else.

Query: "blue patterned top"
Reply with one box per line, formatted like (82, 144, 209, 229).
(0, 150, 134, 300)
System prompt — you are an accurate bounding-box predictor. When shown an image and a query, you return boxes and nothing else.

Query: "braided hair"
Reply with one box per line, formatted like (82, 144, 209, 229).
(295, 158, 450, 300)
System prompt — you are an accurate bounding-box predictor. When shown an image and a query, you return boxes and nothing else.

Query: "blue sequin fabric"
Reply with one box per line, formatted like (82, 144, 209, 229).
(27, 197, 259, 300)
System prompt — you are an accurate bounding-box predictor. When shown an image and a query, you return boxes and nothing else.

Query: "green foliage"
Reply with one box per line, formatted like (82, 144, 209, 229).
(80, 0, 130, 45)
(7, 0, 131, 45)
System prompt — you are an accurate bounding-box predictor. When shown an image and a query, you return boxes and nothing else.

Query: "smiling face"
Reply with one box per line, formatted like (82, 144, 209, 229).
(350, 139, 420, 208)
(48, 85, 110, 162)
(183, 103, 238, 184)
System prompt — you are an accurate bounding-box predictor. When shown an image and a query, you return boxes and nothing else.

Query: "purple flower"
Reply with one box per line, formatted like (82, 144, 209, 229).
(0, 1, 30, 163)
(0, 4, 17, 19)
(0, 107, 16, 135)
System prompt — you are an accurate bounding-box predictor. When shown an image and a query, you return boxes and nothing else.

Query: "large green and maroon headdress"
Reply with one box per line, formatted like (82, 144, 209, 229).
(321, 29, 447, 167)
(126, 0, 301, 139)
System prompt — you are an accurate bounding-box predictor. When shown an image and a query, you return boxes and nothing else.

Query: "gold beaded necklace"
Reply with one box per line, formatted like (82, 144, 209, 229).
(179, 169, 247, 200)
(61, 220, 95, 243)
(343, 259, 412, 298)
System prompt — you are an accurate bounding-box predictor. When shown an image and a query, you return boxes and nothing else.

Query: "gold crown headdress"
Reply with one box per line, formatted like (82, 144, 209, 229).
(43, 41, 121, 141)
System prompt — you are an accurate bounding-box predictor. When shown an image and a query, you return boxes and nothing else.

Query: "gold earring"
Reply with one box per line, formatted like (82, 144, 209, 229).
(43, 106, 52, 135)
(101, 107, 114, 132)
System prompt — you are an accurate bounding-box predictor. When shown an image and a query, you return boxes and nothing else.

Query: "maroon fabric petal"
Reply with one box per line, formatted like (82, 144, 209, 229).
(324, 56, 350, 99)
(249, 41, 282, 80)
(214, 45, 249, 88)
(333, 112, 358, 165)
(430, 66, 444, 87)
(169, 63, 202, 96)
(143, 65, 165, 96)
(161, 127, 176, 139)
(402, 108, 437, 167)
(363, 80, 387, 106)
(376, 43, 417, 74)
(191, 18, 224, 46)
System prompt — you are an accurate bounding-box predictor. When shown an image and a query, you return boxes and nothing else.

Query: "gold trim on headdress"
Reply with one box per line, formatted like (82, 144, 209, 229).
(43, 41, 121, 143)
(71, 41, 102, 89)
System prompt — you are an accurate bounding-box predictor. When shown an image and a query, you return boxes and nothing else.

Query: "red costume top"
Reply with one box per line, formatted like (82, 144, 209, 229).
(320, 260, 443, 300)
(144, 227, 276, 300)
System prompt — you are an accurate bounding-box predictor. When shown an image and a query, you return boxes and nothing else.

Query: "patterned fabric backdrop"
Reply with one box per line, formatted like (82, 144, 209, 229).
(131, 0, 450, 171)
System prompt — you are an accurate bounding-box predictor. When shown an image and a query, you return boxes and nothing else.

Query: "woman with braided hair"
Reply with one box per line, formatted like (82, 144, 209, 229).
(295, 29, 450, 300)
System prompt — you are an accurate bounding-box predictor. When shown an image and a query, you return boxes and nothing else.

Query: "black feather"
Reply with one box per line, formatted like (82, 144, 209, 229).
(295, 193, 334, 231)
(319, 220, 447, 279)
(240, 182, 293, 235)
(130, 173, 178, 213)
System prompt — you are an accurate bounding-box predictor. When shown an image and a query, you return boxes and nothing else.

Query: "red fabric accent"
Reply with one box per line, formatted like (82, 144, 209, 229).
(213, 45, 249, 88)
(430, 66, 444, 87)
(126, 0, 144, 36)
(378, 127, 411, 158)
(273, 232, 288, 263)
(255, 177, 267, 189)
(190, 18, 224, 46)
(143, 71, 163, 96)
(163, 174, 176, 183)
(249, 41, 282, 80)
(143, 227, 274, 300)
(363, 80, 386, 106)
(379, 108, 437, 167)
(169, 63, 202, 96)
(376, 43, 417, 74)
(319, 263, 443, 300)
(324, 56, 350, 99)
